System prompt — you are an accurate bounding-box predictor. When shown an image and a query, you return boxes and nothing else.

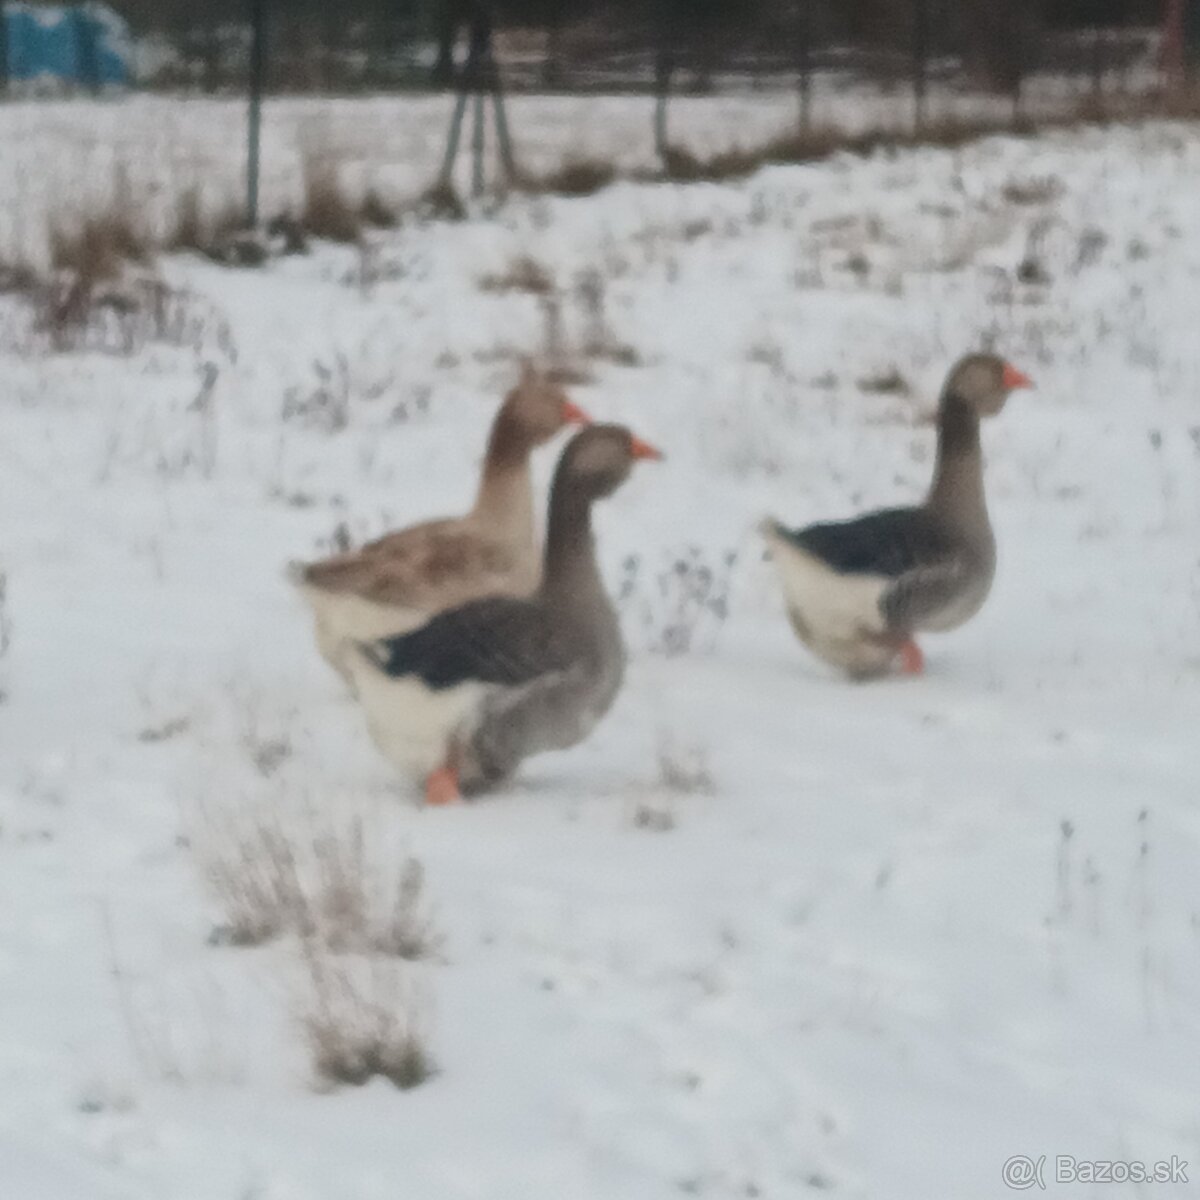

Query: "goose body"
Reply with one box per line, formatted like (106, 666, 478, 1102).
(347, 424, 662, 803)
(762, 354, 1029, 678)
(294, 365, 587, 678)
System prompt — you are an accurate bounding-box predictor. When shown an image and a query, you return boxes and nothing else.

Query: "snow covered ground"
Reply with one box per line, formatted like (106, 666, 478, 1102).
(0, 72, 1152, 268)
(1, 106, 1199, 1199)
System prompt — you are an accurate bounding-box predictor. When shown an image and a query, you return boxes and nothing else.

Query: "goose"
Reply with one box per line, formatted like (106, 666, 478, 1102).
(346, 424, 663, 805)
(760, 352, 1032, 678)
(293, 363, 588, 678)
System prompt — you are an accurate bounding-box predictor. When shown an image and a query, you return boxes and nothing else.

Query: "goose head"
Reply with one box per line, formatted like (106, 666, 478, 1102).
(556, 423, 664, 503)
(946, 353, 1033, 417)
(501, 361, 590, 447)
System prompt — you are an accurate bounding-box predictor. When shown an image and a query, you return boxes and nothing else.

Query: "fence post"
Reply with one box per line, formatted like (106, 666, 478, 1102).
(912, 0, 929, 133)
(1009, 1, 1026, 126)
(654, 44, 672, 164)
(247, 0, 267, 227)
(793, 0, 812, 136)
(0, 2, 8, 97)
(1094, 22, 1108, 111)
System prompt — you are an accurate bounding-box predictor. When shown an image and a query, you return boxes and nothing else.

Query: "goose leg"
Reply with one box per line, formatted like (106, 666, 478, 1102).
(899, 639, 924, 676)
(424, 764, 461, 806)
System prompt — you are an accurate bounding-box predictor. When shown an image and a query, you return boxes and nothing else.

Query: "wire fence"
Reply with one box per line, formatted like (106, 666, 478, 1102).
(2, 1, 1199, 245)
(105, 1, 1190, 94)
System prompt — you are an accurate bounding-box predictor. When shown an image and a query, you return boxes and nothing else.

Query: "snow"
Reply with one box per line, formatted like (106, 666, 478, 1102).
(2, 101, 1200, 1199)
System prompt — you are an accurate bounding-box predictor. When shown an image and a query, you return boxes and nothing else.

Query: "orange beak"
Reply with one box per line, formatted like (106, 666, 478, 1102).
(561, 401, 591, 426)
(1002, 363, 1034, 391)
(629, 434, 664, 462)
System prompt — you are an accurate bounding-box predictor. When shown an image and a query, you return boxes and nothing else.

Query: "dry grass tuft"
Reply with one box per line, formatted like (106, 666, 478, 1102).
(857, 366, 912, 396)
(420, 180, 467, 222)
(299, 949, 435, 1091)
(1002, 176, 1063, 206)
(661, 143, 765, 183)
(630, 735, 714, 832)
(632, 803, 677, 833)
(168, 186, 206, 254)
(197, 808, 303, 947)
(0, 260, 40, 296)
(194, 801, 441, 960)
(657, 736, 715, 796)
(650, 92, 1200, 192)
(359, 188, 399, 229)
(518, 156, 617, 197)
(479, 254, 555, 295)
(166, 188, 245, 257)
(48, 165, 151, 284)
(49, 211, 150, 284)
(299, 153, 362, 243)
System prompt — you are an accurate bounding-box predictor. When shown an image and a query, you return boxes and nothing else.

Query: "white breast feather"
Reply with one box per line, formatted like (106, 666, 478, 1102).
(301, 584, 427, 677)
(347, 654, 489, 781)
(769, 537, 889, 643)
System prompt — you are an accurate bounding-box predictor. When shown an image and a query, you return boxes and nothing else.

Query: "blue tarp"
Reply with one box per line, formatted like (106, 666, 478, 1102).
(5, 3, 131, 87)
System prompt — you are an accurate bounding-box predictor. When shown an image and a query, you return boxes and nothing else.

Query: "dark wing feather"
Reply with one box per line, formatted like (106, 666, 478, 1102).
(880, 555, 969, 628)
(364, 598, 580, 690)
(782, 508, 958, 579)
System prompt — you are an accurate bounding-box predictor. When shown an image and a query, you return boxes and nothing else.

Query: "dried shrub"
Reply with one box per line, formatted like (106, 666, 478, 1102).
(575, 268, 639, 365)
(167, 188, 244, 257)
(420, 180, 467, 222)
(661, 143, 764, 183)
(21, 276, 235, 359)
(519, 156, 616, 197)
(281, 353, 351, 433)
(193, 800, 440, 961)
(1002, 176, 1063, 206)
(168, 186, 206, 253)
(619, 547, 738, 657)
(632, 804, 676, 833)
(197, 808, 304, 947)
(298, 950, 435, 1092)
(656, 736, 715, 796)
(857, 367, 912, 396)
(300, 152, 362, 243)
(0, 261, 39, 296)
(49, 212, 149, 284)
(359, 188, 398, 229)
(479, 254, 555, 295)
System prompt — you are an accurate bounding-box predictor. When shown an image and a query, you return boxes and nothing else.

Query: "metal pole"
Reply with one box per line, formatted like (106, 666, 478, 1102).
(0, 2, 9, 97)
(490, 71, 517, 186)
(793, 0, 811, 136)
(1090, 24, 1105, 104)
(247, 0, 267, 228)
(471, 87, 486, 198)
(654, 46, 672, 163)
(439, 85, 471, 186)
(912, 0, 928, 134)
(1010, 2, 1025, 127)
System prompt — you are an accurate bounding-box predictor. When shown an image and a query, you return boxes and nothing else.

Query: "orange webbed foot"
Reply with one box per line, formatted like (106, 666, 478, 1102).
(425, 765, 461, 807)
(899, 639, 925, 676)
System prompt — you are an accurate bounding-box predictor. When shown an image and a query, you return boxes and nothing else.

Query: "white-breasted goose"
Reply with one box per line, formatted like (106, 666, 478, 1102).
(347, 424, 663, 805)
(760, 353, 1032, 678)
(293, 363, 588, 678)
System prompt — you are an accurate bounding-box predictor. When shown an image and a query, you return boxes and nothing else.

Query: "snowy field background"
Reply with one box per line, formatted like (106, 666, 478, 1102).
(1, 96, 1199, 1199)
(0, 70, 1159, 267)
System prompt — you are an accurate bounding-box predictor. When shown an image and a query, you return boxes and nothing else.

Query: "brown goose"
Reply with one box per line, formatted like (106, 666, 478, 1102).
(293, 364, 588, 678)
(346, 424, 663, 805)
(760, 353, 1032, 678)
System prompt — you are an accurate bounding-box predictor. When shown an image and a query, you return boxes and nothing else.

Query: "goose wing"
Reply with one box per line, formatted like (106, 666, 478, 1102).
(301, 522, 519, 610)
(784, 507, 957, 579)
(879, 552, 974, 629)
(361, 598, 580, 691)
